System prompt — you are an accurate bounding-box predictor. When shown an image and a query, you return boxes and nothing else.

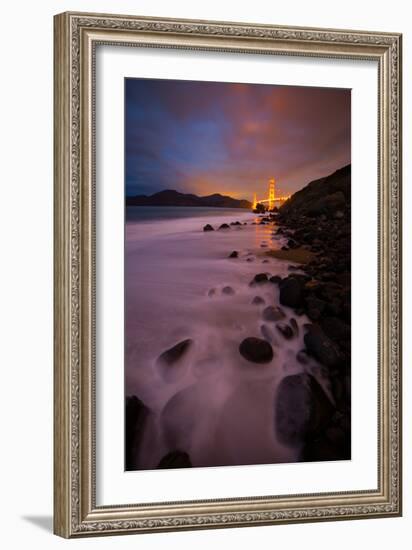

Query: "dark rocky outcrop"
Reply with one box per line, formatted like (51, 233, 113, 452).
(239, 337, 274, 364)
(203, 224, 214, 232)
(228, 250, 238, 258)
(252, 296, 265, 305)
(280, 165, 350, 219)
(218, 223, 230, 230)
(274, 164, 351, 373)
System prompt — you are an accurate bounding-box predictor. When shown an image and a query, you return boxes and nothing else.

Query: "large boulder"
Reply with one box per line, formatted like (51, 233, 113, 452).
(239, 337, 274, 364)
(274, 373, 334, 447)
(304, 325, 341, 368)
(279, 277, 304, 308)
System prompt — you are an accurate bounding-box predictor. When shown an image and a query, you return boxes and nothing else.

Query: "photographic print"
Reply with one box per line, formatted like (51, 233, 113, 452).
(124, 78, 351, 471)
(54, 12, 401, 537)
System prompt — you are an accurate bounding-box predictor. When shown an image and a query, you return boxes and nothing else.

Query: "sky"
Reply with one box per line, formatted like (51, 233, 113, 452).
(125, 78, 350, 201)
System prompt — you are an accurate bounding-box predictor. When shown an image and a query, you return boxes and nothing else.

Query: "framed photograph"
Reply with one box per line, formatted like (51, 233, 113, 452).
(53, 12, 402, 538)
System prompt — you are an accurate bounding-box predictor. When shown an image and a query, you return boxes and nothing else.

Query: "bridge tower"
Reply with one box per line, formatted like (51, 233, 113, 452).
(252, 193, 257, 210)
(268, 178, 276, 210)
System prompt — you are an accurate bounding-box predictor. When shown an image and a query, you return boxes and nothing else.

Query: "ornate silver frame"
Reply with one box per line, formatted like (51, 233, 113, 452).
(53, 11, 402, 538)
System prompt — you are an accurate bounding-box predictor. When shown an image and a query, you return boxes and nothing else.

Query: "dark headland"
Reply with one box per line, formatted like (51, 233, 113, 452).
(126, 189, 252, 209)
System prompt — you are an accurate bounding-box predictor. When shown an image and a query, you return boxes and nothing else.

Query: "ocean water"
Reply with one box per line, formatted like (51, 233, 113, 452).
(126, 205, 251, 223)
(125, 206, 328, 470)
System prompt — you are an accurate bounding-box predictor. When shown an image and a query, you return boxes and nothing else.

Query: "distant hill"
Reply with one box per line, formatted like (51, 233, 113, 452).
(126, 189, 252, 209)
(280, 164, 351, 218)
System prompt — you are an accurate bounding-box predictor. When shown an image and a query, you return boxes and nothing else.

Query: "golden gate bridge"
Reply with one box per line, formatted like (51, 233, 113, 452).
(252, 177, 291, 211)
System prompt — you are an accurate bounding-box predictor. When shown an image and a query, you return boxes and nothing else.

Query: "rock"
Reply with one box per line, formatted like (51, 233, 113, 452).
(320, 317, 350, 342)
(318, 281, 342, 302)
(320, 271, 337, 282)
(304, 325, 341, 368)
(125, 395, 149, 470)
(306, 191, 346, 217)
(274, 373, 334, 446)
(218, 223, 230, 230)
(289, 273, 311, 284)
(239, 337, 274, 364)
(207, 288, 216, 297)
(305, 295, 326, 321)
(287, 239, 298, 249)
(157, 450, 192, 469)
(158, 339, 193, 365)
(262, 259, 269, 263)
(279, 277, 304, 308)
(304, 280, 322, 292)
(276, 322, 294, 339)
(222, 286, 235, 295)
(203, 224, 214, 232)
(269, 275, 282, 285)
(253, 273, 269, 284)
(228, 250, 238, 258)
(252, 296, 265, 305)
(262, 306, 285, 322)
(246, 258, 254, 262)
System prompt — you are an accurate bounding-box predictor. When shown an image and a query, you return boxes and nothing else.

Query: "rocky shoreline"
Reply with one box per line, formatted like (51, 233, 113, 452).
(126, 165, 351, 469)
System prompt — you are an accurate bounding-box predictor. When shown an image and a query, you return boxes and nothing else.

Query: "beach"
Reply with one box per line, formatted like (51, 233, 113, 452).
(125, 205, 348, 470)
